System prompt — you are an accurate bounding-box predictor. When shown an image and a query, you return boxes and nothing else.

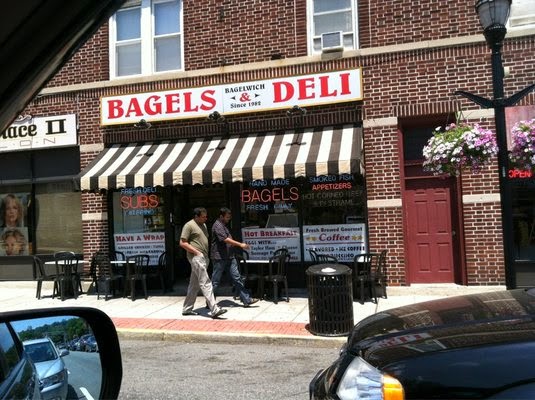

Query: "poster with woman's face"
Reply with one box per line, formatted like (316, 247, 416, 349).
(0, 193, 29, 256)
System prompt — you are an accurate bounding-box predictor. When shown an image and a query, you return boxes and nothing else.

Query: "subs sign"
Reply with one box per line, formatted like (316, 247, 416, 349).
(0, 114, 77, 152)
(100, 68, 363, 125)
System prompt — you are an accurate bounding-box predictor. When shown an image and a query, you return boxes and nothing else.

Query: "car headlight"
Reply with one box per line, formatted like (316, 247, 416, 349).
(40, 369, 67, 389)
(337, 356, 404, 400)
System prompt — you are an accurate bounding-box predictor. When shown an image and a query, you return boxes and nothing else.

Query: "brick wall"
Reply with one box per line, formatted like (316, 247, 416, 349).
(17, 0, 535, 287)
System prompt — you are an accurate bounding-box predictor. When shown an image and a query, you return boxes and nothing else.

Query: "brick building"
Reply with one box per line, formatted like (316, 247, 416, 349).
(2, 0, 534, 289)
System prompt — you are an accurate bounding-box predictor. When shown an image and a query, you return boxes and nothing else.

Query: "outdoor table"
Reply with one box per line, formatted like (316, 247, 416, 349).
(243, 259, 270, 298)
(44, 260, 87, 299)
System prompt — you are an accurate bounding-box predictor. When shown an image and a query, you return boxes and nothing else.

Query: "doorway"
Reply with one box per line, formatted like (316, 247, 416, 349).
(404, 177, 460, 283)
(400, 116, 462, 284)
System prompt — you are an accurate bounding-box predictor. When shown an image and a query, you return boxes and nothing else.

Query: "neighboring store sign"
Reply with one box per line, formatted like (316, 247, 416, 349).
(0, 114, 77, 152)
(100, 68, 363, 125)
(303, 224, 367, 263)
(242, 227, 301, 261)
(113, 233, 165, 266)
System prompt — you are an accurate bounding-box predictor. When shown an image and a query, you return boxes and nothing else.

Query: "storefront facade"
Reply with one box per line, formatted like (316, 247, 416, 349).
(4, 0, 534, 288)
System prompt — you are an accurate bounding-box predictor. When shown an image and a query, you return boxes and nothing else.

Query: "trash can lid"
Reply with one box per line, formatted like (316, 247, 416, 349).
(306, 263, 351, 276)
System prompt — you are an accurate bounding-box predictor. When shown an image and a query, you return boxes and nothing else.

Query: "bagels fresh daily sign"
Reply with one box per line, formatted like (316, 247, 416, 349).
(100, 68, 362, 126)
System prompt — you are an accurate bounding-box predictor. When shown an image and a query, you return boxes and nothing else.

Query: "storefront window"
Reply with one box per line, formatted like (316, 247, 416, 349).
(112, 187, 166, 264)
(512, 179, 535, 261)
(0, 190, 31, 255)
(35, 182, 83, 254)
(240, 174, 366, 262)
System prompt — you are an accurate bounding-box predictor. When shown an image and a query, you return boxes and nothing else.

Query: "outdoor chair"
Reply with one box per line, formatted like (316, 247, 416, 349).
(372, 250, 388, 299)
(52, 251, 80, 301)
(308, 249, 319, 262)
(264, 252, 290, 304)
(110, 250, 127, 275)
(147, 251, 167, 293)
(352, 253, 377, 304)
(34, 256, 56, 299)
(235, 249, 264, 299)
(124, 254, 149, 301)
(93, 251, 123, 300)
(316, 254, 339, 263)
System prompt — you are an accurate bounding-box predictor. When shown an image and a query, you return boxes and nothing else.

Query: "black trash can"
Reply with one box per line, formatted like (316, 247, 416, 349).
(306, 263, 354, 337)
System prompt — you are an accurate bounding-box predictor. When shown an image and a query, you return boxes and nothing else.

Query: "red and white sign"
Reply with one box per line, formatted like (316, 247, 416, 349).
(100, 69, 363, 126)
(241, 227, 301, 261)
(113, 232, 165, 266)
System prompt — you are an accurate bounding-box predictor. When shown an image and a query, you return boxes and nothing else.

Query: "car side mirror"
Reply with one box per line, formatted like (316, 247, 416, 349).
(0, 307, 122, 399)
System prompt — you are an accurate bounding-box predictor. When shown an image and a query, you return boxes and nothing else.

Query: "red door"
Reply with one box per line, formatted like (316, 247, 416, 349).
(405, 178, 457, 283)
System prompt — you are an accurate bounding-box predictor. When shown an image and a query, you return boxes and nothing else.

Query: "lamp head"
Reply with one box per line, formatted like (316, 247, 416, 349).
(475, 0, 511, 47)
(208, 111, 225, 122)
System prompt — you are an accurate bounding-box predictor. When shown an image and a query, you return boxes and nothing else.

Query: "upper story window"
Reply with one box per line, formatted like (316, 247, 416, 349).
(308, 0, 358, 54)
(509, 0, 535, 29)
(110, 0, 182, 78)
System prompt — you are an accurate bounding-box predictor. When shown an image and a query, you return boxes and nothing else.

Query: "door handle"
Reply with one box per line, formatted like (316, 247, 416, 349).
(452, 230, 456, 236)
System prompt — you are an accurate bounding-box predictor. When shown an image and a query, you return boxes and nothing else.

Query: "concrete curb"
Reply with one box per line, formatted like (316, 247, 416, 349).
(116, 328, 346, 347)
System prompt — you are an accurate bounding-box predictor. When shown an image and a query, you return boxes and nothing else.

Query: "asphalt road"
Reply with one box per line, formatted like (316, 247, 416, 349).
(117, 338, 341, 400)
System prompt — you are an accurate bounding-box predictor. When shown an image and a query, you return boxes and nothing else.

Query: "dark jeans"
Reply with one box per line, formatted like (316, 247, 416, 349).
(211, 258, 252, 304)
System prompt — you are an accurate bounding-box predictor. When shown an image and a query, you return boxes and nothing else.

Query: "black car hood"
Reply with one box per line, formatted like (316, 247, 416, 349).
(348, 289, 535, 368)
(0, 0, 125, 133)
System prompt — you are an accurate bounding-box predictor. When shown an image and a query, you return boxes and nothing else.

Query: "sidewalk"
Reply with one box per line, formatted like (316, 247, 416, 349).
(0, 281, 506, 346)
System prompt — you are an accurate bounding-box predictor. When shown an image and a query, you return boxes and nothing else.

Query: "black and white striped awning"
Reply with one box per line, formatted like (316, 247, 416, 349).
(80, 125, 363, 191)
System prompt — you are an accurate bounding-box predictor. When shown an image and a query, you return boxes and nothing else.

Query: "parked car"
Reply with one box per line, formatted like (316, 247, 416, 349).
(23, 338, 69, 400)
(310, 289, 535, 399)
(0, 321, 41, 399)
(84, 335, 99, 352)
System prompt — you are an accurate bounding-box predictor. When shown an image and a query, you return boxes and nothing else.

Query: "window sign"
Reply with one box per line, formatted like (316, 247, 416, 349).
(242, 227, 301, 261)
(0, 193, 30, 256)
(303, 223, 366, 262)
(114, 232, 165, 266)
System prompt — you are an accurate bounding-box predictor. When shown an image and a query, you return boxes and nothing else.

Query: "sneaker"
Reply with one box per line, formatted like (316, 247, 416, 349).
(243, 298, 260, 307)
(182, 310, 198, 316)
(210, 308, 227, 319)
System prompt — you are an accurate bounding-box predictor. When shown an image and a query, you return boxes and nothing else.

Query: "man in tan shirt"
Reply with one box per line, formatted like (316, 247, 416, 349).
(180, 207, 227, 318)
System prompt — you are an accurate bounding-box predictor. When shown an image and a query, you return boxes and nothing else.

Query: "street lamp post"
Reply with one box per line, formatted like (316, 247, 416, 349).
(455, 0, 535, 289)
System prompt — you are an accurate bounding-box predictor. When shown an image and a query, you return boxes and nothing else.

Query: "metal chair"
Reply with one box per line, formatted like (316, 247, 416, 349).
(52, 251, 80, 301)
(264, 252, 290, 304)
(124, 254, 149, 301)
(34, 256, 56, 299)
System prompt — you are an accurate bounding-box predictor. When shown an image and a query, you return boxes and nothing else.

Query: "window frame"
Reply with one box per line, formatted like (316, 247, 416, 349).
(509, 0, 535, 30)
(109, 0, 183, 79)
(307, 0, 359, 55)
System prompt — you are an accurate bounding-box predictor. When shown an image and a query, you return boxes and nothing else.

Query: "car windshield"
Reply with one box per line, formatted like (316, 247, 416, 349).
(24, 341, 58, 363)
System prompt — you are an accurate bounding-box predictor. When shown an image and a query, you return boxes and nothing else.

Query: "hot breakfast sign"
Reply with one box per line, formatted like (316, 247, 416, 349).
(100, 68, 363, 125)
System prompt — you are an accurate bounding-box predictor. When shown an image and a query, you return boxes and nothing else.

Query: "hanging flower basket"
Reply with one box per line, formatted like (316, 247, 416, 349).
(509, 119, 535, 173)
(422, 123, 498, 176)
